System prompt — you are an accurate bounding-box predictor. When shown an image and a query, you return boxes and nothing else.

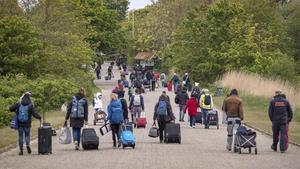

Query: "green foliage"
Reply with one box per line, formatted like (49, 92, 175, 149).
(0, 16, 43, 78)
(0, 74, 79, 127)
(103, 0, 129, 20)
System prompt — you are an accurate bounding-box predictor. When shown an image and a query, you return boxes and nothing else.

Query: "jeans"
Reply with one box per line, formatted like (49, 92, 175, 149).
(18, 126, 31, 150)
(190, 116, 196, 127)
(179, 105, 186, 121)
(111, 124, 121, 146)
(272, 121, 287, 151)
(202, 109, 211, 128)
(227, 117, 241, 150)
(173, 82, 179, 93)
(72, 127, 81, 145)
(158, 121, 166, 142)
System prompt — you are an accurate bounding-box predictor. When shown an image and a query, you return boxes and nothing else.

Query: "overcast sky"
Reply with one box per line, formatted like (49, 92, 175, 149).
(129, 0, 154, 10)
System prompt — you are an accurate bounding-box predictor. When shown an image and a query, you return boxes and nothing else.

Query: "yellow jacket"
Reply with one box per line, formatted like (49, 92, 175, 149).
(200, 94, 213, 110)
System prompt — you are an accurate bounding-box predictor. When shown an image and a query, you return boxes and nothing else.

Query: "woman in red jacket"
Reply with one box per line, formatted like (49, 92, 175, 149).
(184, 95, 199, 128)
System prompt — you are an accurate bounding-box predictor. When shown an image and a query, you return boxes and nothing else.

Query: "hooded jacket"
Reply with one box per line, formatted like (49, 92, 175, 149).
(9, 95, 41, 128)
(153, 95, 175, 122)
(268, 95, 293, 124)
(175, 90, 189, 106)
(66, 93, 88, 128)
(184, 97, 199, 116)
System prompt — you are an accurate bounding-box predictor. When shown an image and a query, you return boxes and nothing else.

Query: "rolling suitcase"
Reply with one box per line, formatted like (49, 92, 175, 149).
(195, 111, 202, 123)
(38, 123, 52, 155)
(81, 128, 99, 150)
(120, 125, 135, 149)
(165, 123, 181, 144)
(136, 118, 147, 128)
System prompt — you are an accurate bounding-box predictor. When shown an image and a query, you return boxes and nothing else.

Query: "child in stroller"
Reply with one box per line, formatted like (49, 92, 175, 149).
(234, 125, 258, 154)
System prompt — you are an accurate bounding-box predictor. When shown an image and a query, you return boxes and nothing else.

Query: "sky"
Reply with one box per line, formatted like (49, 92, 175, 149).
(129, 0, 154, 10)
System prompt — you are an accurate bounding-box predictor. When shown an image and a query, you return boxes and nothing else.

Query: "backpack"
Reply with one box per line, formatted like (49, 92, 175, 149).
(111, 106, 123, 124)
(133, 95, 141, 106)
(175, 95, 179, 104)
(70, 96, 86, 118)
(18, 104, 29, 122)
(157, 101, 168, 116)
(204, 95, 211, 105)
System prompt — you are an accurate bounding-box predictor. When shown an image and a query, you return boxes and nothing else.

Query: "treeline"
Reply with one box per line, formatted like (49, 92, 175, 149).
(0, 0, 129, 127)
(126, 0, 300, 85)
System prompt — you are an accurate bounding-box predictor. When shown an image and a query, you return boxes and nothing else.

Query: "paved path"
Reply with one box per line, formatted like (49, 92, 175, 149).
(0, 63, 300, 169)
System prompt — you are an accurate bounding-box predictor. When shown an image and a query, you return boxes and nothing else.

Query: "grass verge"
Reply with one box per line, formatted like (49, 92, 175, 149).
(214, 94, 300, 144)
(0, 111, 66, 152)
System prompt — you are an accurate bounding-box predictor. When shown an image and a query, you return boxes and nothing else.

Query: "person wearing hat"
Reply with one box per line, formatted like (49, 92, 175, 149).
(268, 89, 293, 153)
(223, 89, 243, 151)
(199, 89, 214, 129)
(10, 92, 42, 155)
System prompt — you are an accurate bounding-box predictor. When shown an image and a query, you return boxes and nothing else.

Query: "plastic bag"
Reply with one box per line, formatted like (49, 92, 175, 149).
(59, 127, 72, 144)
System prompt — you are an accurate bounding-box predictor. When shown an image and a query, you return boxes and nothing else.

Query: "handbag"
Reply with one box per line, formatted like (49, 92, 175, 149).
(10, 115, 18, 130)
(99, 122, 111, 136)
(148, 122, 159, 138)
(59, 126, 72, 144)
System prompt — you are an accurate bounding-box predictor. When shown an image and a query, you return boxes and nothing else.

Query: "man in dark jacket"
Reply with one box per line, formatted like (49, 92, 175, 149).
(118, 91, 129, 122)
(153, 94, 175, 143)
(175, 87, 189, 122)
(65, 87, 88, 150)
(268, 89, 293, 153)
(10, 92, 41, 155)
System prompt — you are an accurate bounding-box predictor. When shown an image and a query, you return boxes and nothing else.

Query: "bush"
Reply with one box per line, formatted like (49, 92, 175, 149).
(0, 75, 83, 127)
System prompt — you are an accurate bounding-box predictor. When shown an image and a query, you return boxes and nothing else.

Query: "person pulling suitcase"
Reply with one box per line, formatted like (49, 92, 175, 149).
(9, 92, 42, 155)
(153, 94, 175, 143)
(65, 87, 88, 150)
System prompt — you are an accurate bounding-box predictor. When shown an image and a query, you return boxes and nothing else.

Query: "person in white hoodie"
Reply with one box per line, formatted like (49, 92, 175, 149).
(93, 92, 103, 112)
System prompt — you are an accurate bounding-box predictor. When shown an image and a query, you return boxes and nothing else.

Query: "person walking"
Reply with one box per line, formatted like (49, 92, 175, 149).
(107, 93, 124, 148)
(223, 89, 243, 151)
(65, 87, 88, 150)
(153, 94, 175, 143)
(160, 72, 166, 88)
(118, 91, 129, 122)
(200, 89, 214, 129)
(129, 89, 145, 123)
(184, 94, 199, 128)
(269, 89, 293, 153)
(172, 73, 180, 93)
(95, 65, 101, 80)
(93, 92, 103, 113)
(183, 73, 191, 91)
(175, 87, 189, 122)
(191, 82, 201, 102)
(10, 92, 41, 155)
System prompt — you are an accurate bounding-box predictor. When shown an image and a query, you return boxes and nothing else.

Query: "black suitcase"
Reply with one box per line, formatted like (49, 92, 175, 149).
(195, 111, 202, 123)
(38, 123, 52, 155)
(165, 123, 181, 144)
(81, 128, 99, 150)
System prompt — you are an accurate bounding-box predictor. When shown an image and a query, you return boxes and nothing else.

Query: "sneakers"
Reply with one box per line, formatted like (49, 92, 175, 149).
(118, 142, 122, 148)
(26, 146, 32, 154)
(271, 145, 277, 152)
(19, 150, 23, 156)
(74, 141, 79, 150)
(226, 145, 231, 151)
(192, 125, 196, 128)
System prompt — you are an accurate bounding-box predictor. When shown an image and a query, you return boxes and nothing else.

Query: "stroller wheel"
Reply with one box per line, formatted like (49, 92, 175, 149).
(255, 148, 258, 155)
(238, 148, 242, 154)
(234, 146, 238, 153)
(248, 148, 251, 154)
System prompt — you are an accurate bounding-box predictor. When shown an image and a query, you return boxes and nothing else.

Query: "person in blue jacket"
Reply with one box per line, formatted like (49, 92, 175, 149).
(268, 89, 293, 153)
(107, 93, 124, 148)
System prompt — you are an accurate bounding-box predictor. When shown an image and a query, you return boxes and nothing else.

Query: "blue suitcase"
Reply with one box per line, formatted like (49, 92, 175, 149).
(120, 125, 135, 149)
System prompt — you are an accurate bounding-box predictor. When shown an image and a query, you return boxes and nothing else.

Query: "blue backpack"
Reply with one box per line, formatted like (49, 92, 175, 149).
(204, 95, 211, 105)
(110, 106, 123, 124)
(70, 96, 86, 118)
(18, 105, 29, 122)
(157, 101, 168, 116)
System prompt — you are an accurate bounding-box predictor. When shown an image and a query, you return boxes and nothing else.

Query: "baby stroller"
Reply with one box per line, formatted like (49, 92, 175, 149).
(93, 109, 107, 125)
(207, 110, 219, 129)
(234, 125, 258, 154)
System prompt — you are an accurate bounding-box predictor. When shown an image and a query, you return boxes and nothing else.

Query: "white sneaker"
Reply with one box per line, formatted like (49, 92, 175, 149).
(74, 141, 79, 150)
(192, 126, 195, 128)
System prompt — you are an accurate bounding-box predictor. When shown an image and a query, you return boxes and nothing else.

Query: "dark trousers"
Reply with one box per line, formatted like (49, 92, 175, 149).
(18, 126, 31, 150)
(111, 124, 121, 146)
(272, 121, 287, 151)
(158, 121, 166, 141)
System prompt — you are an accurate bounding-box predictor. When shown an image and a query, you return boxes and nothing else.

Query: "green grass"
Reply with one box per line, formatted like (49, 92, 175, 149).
(214, 94, 300, 144)
(0, 111, 66, 151)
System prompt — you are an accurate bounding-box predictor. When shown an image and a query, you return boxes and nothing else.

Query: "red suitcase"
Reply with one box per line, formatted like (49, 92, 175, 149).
(167, 81, 172, 92)
(136, 117, 147, 128)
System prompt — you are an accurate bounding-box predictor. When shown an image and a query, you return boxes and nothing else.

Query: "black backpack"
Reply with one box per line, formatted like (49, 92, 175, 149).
(204, 95, 211, 105)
